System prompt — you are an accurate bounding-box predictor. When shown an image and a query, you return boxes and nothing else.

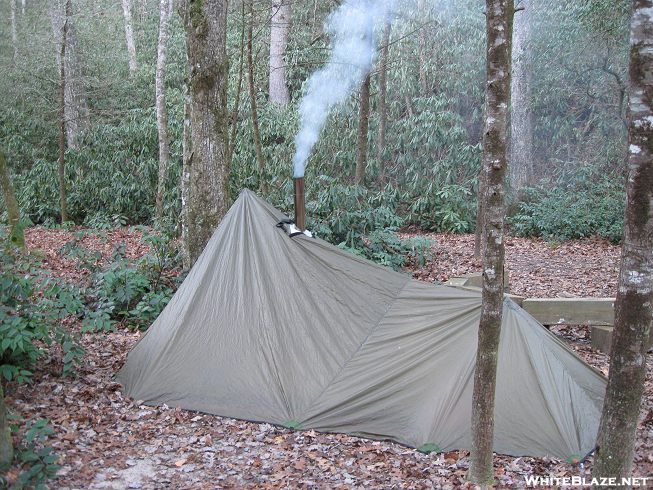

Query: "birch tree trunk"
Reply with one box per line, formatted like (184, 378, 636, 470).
(121, 0, 139, 75)
(355, 73, 371, 185)
(155, 0, 173, 219)
(468, 0, 513, 484)
(10, 0, 18, 64)
(509, 2, 533, 194)
(181, 83, 192, 269)
(0, 152, 23, 248)
(377, 21, 391, 181)
(269, 0, 291, 106)
(49, 0, 88, 150)
(247, 0, 266, 188)
(182, 0, 230, 266)
(593, 1, 653, 481)
(0, 384, 11, 472)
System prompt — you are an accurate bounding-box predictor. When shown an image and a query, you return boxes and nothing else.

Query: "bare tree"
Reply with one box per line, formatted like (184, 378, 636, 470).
(181, 0, 230, 266)
(247, 0, 266, 188)
(228, 0, 247, 168)
(593, 1, 653, 481)
(269, 0, 291, 106)
(0, 384, 11, 472)
(377, 21, 392, 181)
(509, 1, 534, 194)
(10, 0, 18, 64)
(417, 0, 428, 96)
(49, 0, 89, 149)
(468, 0, 514, 485)
(355, 73, 371, 185)
(121, 0, 139, 75)
(155, 0, 173, 218)
(0, 152, 23, 248)
(57, 2, 69, 223)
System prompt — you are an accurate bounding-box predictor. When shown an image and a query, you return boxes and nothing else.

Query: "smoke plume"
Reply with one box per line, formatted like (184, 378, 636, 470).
(293, 0, 395, 178)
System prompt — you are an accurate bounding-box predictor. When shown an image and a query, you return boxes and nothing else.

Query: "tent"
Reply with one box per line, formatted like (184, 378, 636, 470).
(118, 189, 606, 460)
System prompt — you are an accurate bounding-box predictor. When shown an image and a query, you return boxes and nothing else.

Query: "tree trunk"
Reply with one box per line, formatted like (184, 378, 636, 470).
(593, 1, 653, 481)
(269, 0, 291, 106)
(49, 0, 88, 150)
(355, 73, 371, 185)
(0, 383, 12, 472)
(182, 0, 230, 266)
(0, 152, 23, 248)
(227, 0, 246, 168)
(181, 82, 192, 270)
(10, 0, 18, 65)
(468, 0, 513, 485)
(247, 0, 266, 189)
(474, 167, 485, 260)
(155, 0, 173, 219)
(509, 2, 533, 194)
(417, 0, 428, 96)
(121, 0, 139, 75)
(58, 5, 69, 223)
(377, 21, 391, 181)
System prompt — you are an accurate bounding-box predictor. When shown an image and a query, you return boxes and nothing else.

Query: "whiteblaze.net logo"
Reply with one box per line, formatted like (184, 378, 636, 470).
(524, 476, 650, 487)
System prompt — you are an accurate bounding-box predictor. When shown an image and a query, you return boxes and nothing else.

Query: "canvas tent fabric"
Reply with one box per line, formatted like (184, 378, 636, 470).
(118, 189, 607, 459)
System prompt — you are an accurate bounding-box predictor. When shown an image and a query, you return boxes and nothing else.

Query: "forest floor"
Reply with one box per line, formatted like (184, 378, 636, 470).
(4, 227, 652, 489)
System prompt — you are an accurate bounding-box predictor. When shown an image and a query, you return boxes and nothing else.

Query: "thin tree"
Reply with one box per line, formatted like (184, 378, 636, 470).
(417, 0, 428, 96)
(57, 2, 70, 223)
(121, 0, 139, 75)
(247, 0, 266, 189)
(468, 0, 514, 485)
(0, 152, 23, 248)
(377, 21, 392, 181)
(593, 1, 653, 481)
(0, 383, 11, 472)
(49, 0, 89, 149)
(269, 0, 291, 106)
(181, 0, 230, 266)
(155, 0, 173, 219)
(227, 0, 247, 168)
(355, 73, 371, 185)
(10, 0, 18, 65)
(509, 1, 534, 194)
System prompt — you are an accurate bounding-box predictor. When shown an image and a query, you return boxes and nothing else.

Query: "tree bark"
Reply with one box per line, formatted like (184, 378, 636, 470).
(155, 0, 173, 219)
(468, 0, 513, 485)
(0, 152, 23, 248)
(269, 0, 291, 106)
(227, 0, 247, 168)
(355, 73, 371, 185)
(182, 0, 230, 266)
(58, 4, 69, 223)
(593, 1, 653, 482)
(247, 0, 266, 189)
(121, 0, 139, 75)
(181, 82, 192, 270)
(49, 0, 88, 150)
(0, 383, 12, 472)
(509, 2, 533, 194)
(10, 0, 18, 65)
(377, 21, 391, 181)
(474, 167, 486, 260)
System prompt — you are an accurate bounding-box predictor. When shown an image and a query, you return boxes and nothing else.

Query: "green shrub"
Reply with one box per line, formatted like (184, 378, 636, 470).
(7, 417, 60, 489)
(0, 235, 84, 383)
(77, 231, 182, 332)
(508, 170, 625, 243)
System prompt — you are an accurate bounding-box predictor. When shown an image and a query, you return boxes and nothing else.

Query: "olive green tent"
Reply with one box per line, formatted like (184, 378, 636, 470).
(118, 189, 606, 459)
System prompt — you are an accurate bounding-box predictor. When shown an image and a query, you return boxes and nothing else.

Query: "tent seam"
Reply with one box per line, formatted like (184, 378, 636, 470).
(298, 276, 413, 421)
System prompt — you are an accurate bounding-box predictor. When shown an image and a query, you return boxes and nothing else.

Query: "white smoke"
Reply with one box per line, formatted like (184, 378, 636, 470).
(293, 0, 396, 178)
